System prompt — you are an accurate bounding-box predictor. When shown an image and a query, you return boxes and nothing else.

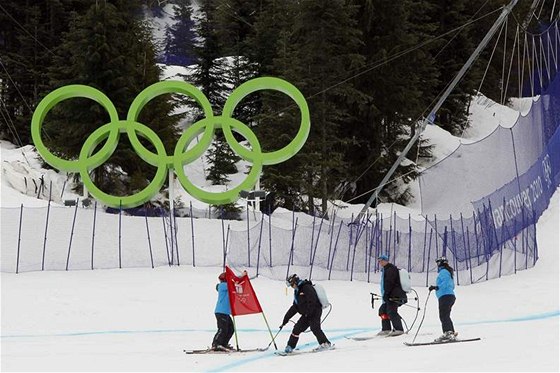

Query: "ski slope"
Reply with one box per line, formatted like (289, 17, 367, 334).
(0, 188, 558, 371)
(1, 77, 559, 372)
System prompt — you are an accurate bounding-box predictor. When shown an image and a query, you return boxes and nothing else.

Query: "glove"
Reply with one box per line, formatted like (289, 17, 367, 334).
(279, 323, 285, 329)
(382, 294, 389, 303)
(428, 285, 439, 291)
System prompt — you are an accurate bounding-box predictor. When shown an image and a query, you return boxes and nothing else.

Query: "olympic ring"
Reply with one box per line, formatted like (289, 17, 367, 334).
(31, 77, 310, 208)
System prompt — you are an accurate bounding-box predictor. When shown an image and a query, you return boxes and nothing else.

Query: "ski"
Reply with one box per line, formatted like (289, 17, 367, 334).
(274, 344, 336, 356)
(404, 338, 481, 347)
(183, 348, 264, 354)
(346, 333, 417, 341)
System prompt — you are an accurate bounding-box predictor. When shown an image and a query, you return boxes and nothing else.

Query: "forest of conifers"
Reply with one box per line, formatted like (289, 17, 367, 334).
(0, 0, 556, 214)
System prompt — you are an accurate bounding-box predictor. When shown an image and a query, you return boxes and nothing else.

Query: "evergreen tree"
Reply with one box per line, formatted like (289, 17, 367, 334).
(193, 0, 241, 218)
(343, 0, 439, 206)
(0, 0, 73, 145)
(45, 0, 180, 196)
(163, 0, 196, 66)
(254, 0, 363, 214)
(427, 0, 478, 135)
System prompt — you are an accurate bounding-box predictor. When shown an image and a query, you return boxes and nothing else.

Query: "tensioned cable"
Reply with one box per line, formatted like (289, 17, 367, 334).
(510, 8, 560, 35)
(432, 0, 492, 61)
(503, 25, 520, 104)
(0, 98, 23, 145)
(501, 17, 508, 104)
(328, 6, 503, 207)
(0, 59, 33, 113)
(305, 7, 504, 103)
(0, 103, 23, 147)
(0, 3, 56, 57)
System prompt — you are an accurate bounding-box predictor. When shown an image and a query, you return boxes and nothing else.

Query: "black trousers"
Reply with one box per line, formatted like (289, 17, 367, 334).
(386, 301, 404, 331)
(438, 294, 456, 333)
(287, 308, 329, 348)
(212, 313, 234, 348)
(378, 303, 392, 331)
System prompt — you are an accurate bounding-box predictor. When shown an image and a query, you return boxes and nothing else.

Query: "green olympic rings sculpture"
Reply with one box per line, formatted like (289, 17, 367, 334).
(31, 77, 310, 208)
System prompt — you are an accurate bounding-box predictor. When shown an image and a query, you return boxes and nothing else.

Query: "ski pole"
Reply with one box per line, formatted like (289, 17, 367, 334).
(411, 289, 432, 344)
(262, 327, 283, 351)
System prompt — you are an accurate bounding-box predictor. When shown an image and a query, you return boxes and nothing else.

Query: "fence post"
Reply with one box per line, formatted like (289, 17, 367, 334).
(310, 214, 316, 265)
(328, 220, 344, 280)
(422, 215, 428, 272)
(190, 202, 195, 267)
(256, 212, 265, 276)
(118, 201, 122, 269)
(309, 216, 325, 280)
(346, 214, 354, 271)
(65, 199, 79, 271)
(174, 214, 180, 266)
(327, 211, 337, 270)
(162, 214, 171, 265)
(145, 208, 154, 269)
(268, 208, 272, 267)
(425, 228, 433, 287)
(91, 201, 97, 270)
(286, 217, 299, 280)
(246, 206, 250, 267)
(222, 208, 227, 266)
(16, 204, 23, 274)
(41, 188, 52, 271)
(223, 224, 230, 270)
(407, 215, 412, 272)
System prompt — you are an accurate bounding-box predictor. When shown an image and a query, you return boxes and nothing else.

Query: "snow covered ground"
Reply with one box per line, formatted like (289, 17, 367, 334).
(0, 188, 558, 371)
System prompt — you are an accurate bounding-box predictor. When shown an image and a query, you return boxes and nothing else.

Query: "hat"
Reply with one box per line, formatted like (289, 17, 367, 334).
(286, 274, 300, 287)
(218, 272, 226, 282)
(377, 254, 389, 261)
(435, 256, 448, 266)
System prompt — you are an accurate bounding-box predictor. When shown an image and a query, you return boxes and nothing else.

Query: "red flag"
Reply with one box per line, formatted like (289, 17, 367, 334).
(225, 266, 263, 316)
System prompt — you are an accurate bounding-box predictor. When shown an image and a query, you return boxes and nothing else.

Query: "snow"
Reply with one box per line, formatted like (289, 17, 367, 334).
(1, 87, 559, 371)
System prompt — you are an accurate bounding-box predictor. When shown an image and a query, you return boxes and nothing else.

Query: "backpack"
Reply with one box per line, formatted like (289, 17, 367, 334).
(399, 269, 412, 293)
(313, 283, 330, 309)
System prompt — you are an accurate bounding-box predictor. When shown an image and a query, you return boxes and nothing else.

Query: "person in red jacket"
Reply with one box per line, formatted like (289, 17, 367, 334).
(279, 274, 332, 353)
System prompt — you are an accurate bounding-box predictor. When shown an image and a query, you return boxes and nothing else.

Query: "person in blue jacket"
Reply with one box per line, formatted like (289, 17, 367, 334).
(429, 257, 457, 342)
(212, 272, 234, 351)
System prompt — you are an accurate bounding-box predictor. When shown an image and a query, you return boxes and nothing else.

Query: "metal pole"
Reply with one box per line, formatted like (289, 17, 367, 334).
(16, 204, 23, 274)
(91, 201, 97, 270)
(169, 170, 175, 265)
(41, 183, 52, 271)
(354, 0, 519, 223)
(65, 199, 79, 271)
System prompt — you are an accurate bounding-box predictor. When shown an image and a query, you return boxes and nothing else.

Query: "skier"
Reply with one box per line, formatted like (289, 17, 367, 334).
(211, 271, 234, 351)
(377, 254, 407, 336)
(429, 256, 457, 342)
(279, 274, 332, 354)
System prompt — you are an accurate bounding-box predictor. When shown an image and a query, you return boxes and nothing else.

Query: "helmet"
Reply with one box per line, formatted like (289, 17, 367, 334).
(218, 272, 226, 282)
(377, 254, 389, 261)
(286, 274, 300, 287)
(435, 256, 448, 266)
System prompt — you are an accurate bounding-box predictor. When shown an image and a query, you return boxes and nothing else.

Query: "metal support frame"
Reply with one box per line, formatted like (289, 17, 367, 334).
(354, 0, 519, 223)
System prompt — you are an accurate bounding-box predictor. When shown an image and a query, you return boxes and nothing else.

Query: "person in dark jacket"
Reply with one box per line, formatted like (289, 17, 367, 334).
(429, 257, 457, 342)
(212, 271, 234, 351)
(280, 274, 332, 353)
(378, 254, 407, 336)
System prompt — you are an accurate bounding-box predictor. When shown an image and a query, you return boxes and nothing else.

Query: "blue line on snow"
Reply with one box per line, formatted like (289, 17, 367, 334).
(1, 310, 557, 340)
(204, 310, 560, 372)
